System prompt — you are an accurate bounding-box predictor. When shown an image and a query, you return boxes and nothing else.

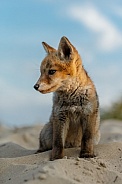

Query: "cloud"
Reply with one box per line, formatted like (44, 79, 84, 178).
(68, 4, 122, 51)
(0, 78, 52, 109)
(91, 63, 122, 107)
(0, 78, 52, 125)
(113, 6, 122, 17)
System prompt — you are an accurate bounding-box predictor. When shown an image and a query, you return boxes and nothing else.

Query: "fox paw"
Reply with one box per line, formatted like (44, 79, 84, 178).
(34, 150, 42, 154)
(34, 148, 46, 154)
(50, 154, 63, 161)
(50, 148, 64, 161)
(80, 151, 95, 158)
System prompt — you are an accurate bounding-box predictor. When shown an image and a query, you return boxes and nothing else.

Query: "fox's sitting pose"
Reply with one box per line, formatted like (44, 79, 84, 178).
(34, 36, 100, 160)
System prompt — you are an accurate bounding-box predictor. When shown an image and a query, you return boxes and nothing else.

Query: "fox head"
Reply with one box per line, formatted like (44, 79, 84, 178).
(34, 36, 82, 94)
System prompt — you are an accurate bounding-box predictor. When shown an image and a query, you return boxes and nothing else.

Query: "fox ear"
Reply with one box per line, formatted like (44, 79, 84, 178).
(58, 36, 74, 60)
(42, 42, 56, 54)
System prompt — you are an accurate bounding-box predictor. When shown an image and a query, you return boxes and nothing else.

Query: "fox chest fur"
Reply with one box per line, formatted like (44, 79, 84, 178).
(53, 82, 98, 120)
(53, 88, 95, 115)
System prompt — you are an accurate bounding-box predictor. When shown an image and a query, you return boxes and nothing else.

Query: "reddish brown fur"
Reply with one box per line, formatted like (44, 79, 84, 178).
(34, 36, 100, 160)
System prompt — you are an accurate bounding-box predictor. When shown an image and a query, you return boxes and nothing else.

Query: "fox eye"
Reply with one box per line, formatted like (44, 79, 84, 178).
(48, 70, 56, 75)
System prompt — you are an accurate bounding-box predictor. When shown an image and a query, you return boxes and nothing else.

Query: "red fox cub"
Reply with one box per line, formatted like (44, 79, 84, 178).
(34, 36, 100, 160)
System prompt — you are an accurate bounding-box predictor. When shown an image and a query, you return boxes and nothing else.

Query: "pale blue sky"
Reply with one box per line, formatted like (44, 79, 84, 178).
(0, 0, 122, 126)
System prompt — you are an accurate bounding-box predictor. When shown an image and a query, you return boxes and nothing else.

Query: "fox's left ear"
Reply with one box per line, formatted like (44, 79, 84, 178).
(42, 42, 56, 54)
(58, 36, 75, 60)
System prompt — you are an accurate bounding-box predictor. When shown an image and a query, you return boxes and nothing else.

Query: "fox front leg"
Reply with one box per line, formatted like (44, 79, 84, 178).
(80, 115, 96, 158)
(80, 134, 95, 158)
(51, 112, 69, 160)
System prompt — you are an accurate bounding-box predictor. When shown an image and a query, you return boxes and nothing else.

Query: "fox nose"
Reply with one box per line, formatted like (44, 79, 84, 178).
(34, 84, 39, 90)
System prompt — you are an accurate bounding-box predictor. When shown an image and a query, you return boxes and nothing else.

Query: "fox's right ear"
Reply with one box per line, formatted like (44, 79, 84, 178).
(42, 42, 56, 54)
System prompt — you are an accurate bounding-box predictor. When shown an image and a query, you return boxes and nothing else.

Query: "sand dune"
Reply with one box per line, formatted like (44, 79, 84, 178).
(0, 120, 122, 184)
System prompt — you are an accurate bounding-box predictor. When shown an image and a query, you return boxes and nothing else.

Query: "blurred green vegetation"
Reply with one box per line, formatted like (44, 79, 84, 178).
(101, 96, 122, 121)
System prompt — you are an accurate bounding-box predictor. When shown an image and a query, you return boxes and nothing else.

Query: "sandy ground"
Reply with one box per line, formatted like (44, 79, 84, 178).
(0, 119, 122, 184)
